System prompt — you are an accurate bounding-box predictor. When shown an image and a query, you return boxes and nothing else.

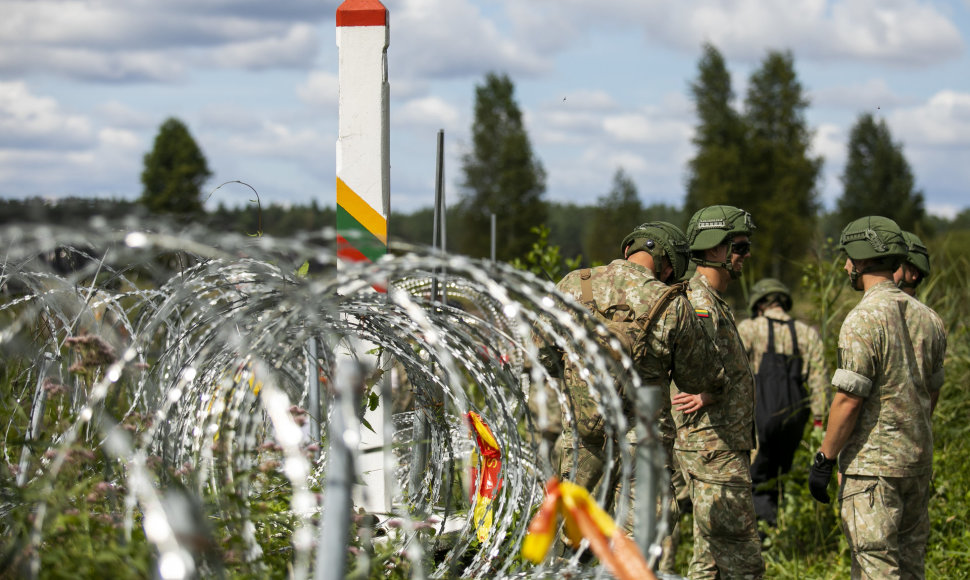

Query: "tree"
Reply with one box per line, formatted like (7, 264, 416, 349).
(742, 50, 822, 283)
(836, 113, 926, 231)
(457, 73, 547, 260)
(140, 118, 211, 216)
(585, 168, 643, 265)
(684, 44, 748, 218)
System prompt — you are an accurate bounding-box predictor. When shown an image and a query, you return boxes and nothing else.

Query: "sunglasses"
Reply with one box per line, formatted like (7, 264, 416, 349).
(731, 241, 752, 255)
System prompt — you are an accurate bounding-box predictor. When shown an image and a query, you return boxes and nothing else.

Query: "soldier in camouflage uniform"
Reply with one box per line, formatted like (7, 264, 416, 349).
(809, 216, 947, 580)
(541, 222, 726, 532)
(894, 231, 931, 299)
(738, 278, 830, 527)
(670, 205, 764, 579)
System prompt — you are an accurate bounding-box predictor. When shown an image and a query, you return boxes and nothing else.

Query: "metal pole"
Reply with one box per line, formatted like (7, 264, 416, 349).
(490, 213, 496, 263)
(317, 359, 363, 580)
(633, 386, 660, 553)
(306, 337, 321, 460)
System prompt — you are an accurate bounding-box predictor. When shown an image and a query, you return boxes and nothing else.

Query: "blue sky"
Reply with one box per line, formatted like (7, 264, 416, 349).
(2, 0, 968, 218)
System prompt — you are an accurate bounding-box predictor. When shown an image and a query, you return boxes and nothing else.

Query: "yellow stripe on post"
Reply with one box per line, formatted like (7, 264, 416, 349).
(337, 177, 387, 246)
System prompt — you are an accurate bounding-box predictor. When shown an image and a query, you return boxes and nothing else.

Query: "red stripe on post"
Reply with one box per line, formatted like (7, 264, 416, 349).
(336, 0, 387, 27)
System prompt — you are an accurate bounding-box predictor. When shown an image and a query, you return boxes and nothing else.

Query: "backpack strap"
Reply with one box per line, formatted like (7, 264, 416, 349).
(765, 317, 799, 357)
(786, 319, 799, 357)
(766, 317, 777, 354)
(579, 268, 635, 322)
(634, 280, 689, 344)
(579, 269, 594, 307)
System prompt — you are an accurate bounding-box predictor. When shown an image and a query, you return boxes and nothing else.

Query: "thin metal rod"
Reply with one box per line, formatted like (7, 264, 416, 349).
(306, 337, 321, 460)
(317, 359, 362, 580)
(490, 213, 496, 263)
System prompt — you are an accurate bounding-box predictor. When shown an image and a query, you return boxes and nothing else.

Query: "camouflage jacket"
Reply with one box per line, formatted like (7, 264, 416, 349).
(671, 272, 756, 451)
(737, 306, 831, 422)
(834, 281, 947, 477)
(548, 260, 726, 443)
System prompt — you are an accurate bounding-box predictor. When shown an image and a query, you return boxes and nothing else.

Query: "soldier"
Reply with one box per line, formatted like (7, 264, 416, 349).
(894, 231, 931, 298)
(540, 222, 725, 531)
(809, 216, 946, 580)
(737, 278, 829, 528)
(670, 204, 764, 579)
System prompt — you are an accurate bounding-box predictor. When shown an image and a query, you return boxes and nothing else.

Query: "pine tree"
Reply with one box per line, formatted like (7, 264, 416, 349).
(684, 44, 747, 218)
(585, 168, 643, 264)
(742, 50, 822, 283)
(837, 113, 925, 231)
(140, 118, 211, 216)
(457, 73, 547, 260)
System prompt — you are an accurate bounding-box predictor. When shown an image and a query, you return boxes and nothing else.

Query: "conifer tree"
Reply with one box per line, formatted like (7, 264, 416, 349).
(742, 50, 822, 282)
(684, 44, 747, 218)
(585, 168, 643, 265)
(457, 73, 547, 260)
(837, 113, 925, 231)
(140, 118, 211, 216)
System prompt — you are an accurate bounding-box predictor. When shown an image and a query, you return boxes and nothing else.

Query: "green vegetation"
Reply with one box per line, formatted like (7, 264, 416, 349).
(457, 72, 547, 261)
(838, 113, 926, 232)
(141, 117, 211, 217)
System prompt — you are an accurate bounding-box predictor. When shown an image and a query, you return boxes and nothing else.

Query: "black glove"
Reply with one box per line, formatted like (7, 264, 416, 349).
(809, 451, 836, 504)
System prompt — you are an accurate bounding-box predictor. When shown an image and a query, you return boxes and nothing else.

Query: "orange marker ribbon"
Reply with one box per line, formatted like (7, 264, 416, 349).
(521, 477, 655, 580)
(466, 411, 502, 542)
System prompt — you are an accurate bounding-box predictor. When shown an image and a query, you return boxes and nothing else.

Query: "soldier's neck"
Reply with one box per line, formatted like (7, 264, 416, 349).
(696, 265, 729, 293)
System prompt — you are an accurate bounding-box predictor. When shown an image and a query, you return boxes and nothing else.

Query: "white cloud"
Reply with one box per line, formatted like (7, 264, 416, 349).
(210, 24, 320, 70)
(297, 71, 339, 107)
(96, 101, 156, 131)
(394, 96, 461, 130)
(891, 90, 970, 146)
(811, 78, 918, 111)
(391, 0, 549, 79)
(0, 1, 330, 81)
(0, 82, 93, 149)
(508, 0, 963, 67)
(602, 112, 691, 144)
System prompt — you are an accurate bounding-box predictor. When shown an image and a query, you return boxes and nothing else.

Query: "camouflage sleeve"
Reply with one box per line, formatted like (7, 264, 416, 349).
(832, 311, 875, 398)
(668, 295, 726, 394)
(801, 324, 831, 420)
(736, 319, 755, 357)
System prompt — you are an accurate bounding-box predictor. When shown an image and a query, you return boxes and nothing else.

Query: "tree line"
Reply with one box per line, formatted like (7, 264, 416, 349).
(4, 44, 965, 294)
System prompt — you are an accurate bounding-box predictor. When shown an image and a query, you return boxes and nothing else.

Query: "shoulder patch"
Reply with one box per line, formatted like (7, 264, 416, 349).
(694, 308, 710, 318)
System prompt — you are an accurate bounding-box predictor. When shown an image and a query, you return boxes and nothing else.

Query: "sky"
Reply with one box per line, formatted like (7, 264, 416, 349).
(2, 0, 969, 220)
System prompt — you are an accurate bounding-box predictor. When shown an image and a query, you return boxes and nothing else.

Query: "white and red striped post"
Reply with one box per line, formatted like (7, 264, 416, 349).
(335, 0, 389, 271)
(324, 0, 392, 548)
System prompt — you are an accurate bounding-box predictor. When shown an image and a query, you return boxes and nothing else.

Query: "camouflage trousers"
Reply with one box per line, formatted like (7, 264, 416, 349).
(676, 448, 764, 580)
(840, 473, 931, 580)
(556, 431, 642, 532)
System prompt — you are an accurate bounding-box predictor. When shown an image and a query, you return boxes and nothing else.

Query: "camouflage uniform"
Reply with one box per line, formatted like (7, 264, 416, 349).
(738, 306, 830, 525)
(550, 259, 725, 512)
(835, 281, 946, 580)
(672, 272, 763, 580)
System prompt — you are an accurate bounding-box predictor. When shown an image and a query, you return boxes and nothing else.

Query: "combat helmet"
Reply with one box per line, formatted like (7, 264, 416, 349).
(685, 205, 755, 276)
(622, 221, 691, 283)
(901, 231, 930, 277)
(839, 216, 907, 287)
(747, 277, 792, 317)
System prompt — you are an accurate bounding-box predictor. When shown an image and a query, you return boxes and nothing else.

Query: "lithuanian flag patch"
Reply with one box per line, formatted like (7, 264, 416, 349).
(694, 309, 711, 318)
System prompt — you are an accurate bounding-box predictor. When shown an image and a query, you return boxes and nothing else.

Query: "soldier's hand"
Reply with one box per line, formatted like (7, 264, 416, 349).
(809, 452, 836, 504)
(672, 392, 712, 414)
